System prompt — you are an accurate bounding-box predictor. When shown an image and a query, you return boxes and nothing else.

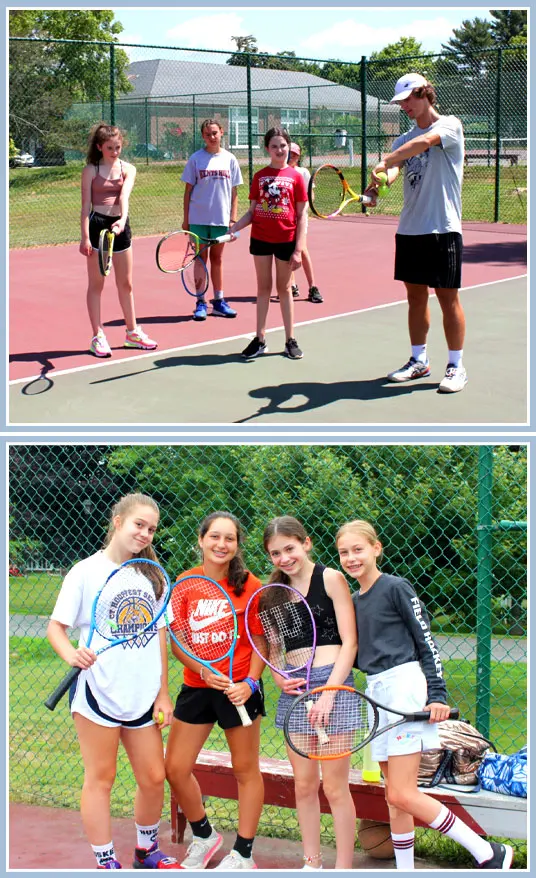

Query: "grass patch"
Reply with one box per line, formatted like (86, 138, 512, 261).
(9, 161, 526, 249)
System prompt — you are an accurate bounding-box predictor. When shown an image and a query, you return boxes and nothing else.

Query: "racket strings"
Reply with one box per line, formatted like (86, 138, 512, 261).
(285, 688, 371, 758)
(159, 233, 197, 272)
(311, 168, 345, 216)
(170, 577, 236, 663)
(257, 598, 314, 673)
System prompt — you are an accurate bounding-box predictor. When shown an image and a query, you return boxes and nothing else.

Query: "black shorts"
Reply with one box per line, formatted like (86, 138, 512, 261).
(249, 237, 296, 262)
(89, 211, 132, 253)
(174, 682, 266, 730)
(394, 232, 462, 289)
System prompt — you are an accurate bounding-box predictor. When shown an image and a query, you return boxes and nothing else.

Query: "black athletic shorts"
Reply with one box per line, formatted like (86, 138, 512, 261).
(394, 232, 462, 289)
(249, 237, 296, 262)
(174, 682, 266, 730)
(89, 211, 132, 253)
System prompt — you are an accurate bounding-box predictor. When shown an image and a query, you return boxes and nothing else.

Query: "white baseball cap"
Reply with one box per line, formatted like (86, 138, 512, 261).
(390, 73, 428, 103)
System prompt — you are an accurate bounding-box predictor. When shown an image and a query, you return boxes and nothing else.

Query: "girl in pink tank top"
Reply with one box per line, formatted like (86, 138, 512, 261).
(80, 123, 157, 358)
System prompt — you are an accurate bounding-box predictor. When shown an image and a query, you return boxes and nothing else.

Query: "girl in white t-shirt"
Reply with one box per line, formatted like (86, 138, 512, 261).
(47, 493, 179, 871)
(181, 119, 243, 321)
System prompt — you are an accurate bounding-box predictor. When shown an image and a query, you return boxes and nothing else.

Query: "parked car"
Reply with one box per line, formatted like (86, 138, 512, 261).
(134, 143, 172, 160)
(9, 152, 34, 168)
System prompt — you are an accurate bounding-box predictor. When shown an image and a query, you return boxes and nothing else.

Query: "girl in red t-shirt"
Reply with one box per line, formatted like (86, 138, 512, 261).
(165, 512, 265, 870)
(231, 128, 308, 360)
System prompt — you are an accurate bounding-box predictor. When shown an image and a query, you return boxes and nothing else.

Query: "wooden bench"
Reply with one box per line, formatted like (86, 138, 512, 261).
(464, 152, 519, 166)
(170, 749, 527, 844)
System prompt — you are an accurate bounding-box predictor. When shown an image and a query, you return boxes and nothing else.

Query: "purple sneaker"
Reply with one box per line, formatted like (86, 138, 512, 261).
(133, 842, 180, 869)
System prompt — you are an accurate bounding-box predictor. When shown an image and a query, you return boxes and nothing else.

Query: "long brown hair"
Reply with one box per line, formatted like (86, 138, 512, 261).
(86, 122, 125, 165)
(104, 493, 165, 597)
(198, 511, 249, 595)
(263, 515, 310, 586)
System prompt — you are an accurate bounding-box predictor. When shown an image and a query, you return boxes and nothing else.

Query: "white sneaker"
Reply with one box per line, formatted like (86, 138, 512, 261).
(302, 865, 323, 871)
(214, 850, 257, 870)
(179, 830, 223, 869)
(387, 357, 430, 382)
(438, 363, 468, 393)
(90, 330, 112, 358)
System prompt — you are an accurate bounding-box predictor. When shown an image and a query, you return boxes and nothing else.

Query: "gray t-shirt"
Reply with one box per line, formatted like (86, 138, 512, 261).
(352, 572, 447, 704)
(181, 148, 243, 226)
(392, 115, 464, 235)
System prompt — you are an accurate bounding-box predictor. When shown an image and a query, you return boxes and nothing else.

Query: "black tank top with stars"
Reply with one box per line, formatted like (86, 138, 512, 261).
(307, 563, 342, 647)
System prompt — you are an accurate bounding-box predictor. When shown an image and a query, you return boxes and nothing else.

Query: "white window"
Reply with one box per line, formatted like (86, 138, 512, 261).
(280, 109, 309, 129)
(229, 107, 259, 148)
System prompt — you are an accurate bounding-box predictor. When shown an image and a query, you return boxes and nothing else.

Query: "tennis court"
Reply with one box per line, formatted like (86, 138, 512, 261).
(9, 216, 526, 425)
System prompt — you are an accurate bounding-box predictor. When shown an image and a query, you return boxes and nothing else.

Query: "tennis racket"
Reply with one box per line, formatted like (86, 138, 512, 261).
(308, 164, 373, 218)
(45, 558, 171, 711)
(245, 583, 328, 744)
(156, 230, 240, 298)
(98, 228, 115, 276)
(284, 684, 459, 760)
(166, 574, 252, 727)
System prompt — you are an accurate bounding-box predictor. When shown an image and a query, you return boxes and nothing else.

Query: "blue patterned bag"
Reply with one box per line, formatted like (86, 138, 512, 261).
(477, 746, 527, 798)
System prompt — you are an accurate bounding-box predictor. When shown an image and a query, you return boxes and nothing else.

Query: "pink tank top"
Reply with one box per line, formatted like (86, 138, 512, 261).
(91, 161, 124, 206)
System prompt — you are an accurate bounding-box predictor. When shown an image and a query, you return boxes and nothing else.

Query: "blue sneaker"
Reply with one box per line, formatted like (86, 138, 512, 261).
(212, 299, 237, 318)
(193, 300, 208, 321)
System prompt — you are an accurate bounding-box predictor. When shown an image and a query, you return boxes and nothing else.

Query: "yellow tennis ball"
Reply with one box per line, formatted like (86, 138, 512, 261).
(378, 184, 389, 197)
(154, 710, 164, 723)
(376, 172, 388, 185)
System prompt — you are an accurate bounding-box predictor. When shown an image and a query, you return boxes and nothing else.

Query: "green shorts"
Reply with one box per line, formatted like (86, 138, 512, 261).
(189, 224, 229, 241)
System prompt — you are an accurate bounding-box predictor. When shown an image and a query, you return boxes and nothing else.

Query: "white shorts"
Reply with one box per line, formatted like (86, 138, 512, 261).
(70, 674, 156, 729)
(366, 661, 441, 762)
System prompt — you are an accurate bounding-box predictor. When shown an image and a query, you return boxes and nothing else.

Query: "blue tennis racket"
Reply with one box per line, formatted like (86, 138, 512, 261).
(45, 558, 171, 710)
(166, 573, 251, 726)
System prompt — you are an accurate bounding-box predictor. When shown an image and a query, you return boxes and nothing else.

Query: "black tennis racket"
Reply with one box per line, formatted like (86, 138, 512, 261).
(308, 165, 373, 218)
(45, 558, 171, 711)
(245, 583, 328, 743)
(284, 684, 459, 760)
(156, 230, 239, 297)
(98, 228, 115, 276)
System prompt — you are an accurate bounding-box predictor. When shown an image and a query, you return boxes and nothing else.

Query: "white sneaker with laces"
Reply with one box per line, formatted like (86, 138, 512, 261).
(90, 330, 112, 358)
(214, 850, 257, 870)
(179, 830, 223, 869)
(438, 363, 468, 393)
(387, 356, 430, 382)
(124, 325, 157, 350)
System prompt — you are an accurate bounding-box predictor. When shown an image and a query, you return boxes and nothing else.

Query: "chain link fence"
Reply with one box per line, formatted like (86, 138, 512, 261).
(9, 39, 527, 247)
(9, 444, 527, 863)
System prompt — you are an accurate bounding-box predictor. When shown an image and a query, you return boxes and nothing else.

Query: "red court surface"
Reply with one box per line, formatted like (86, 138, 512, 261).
(9, 802, 446, 870)
(9, 217, 527, 383)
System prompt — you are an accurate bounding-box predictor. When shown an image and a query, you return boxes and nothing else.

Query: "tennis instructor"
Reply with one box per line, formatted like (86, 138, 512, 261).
(367, 73, 467, 393)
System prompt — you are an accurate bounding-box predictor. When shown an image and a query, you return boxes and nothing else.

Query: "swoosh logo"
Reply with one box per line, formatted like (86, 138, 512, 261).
(189, 611, 233, 631)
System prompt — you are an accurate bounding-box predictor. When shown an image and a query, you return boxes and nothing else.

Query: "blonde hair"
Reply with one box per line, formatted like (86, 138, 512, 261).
(104, 493, 164, 597)
(335, 519, 383, 561)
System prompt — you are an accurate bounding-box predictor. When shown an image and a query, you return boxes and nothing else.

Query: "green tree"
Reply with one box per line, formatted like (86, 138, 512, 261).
(367, 36, 435, 82)
(489, 10, 527, 44)
(9, 10, 132, 158)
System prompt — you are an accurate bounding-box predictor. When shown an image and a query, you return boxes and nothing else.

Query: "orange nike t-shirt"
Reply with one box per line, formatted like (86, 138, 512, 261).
(173, 566, 263, 688)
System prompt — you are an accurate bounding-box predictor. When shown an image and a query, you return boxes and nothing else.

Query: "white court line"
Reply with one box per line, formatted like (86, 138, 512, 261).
(9, 274, 527, 386)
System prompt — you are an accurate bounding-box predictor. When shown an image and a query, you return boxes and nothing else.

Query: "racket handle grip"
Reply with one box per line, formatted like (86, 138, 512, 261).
(236, 703, 252, 727)
(411, 707, 460, 722)
(215, 232, 239, 244)
(44, 665, 82, 711)
(361, 195, 373, 205)
(305, 698, 330, 745)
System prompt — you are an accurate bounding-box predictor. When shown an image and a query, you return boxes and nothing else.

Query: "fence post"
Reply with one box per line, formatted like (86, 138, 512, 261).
(192, 95, 197, 151)
(307, 86, 312, 169)
(246, 54, 253, 186)
(494, 48, 503, 223)
(109, 42, 115, 125)
(144, 97, 149, 164)
(476, 446, 493, 737)
(360, 56, 367, 212)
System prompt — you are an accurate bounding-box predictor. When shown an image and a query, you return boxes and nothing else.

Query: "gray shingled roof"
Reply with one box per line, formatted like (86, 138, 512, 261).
(122, 59, 392, 114)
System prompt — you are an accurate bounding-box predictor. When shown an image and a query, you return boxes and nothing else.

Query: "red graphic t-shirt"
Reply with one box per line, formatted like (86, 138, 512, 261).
(174, 565, 263, 688)
(249, 165, 308, 243)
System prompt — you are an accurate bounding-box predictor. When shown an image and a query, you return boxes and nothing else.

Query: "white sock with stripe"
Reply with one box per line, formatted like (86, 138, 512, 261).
(136, 821, 159, 849)
(391, 831, 415, 869)
(91, 842, 117, 868)
(429, 806, 493, 863)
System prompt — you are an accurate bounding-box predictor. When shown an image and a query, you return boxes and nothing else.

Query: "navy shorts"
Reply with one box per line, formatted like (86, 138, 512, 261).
(89, 211, 132, 253)
(394, 232, 462, 289)
(250, 237, 296, 262)
(174, 682, 266, 730)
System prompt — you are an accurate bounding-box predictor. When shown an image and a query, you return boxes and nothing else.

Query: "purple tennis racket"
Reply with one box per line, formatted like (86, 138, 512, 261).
(245, 583, 328, 743)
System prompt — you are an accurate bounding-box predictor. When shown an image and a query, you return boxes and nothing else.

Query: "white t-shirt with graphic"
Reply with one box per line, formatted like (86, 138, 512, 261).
(392, 115, 464, 235)
(50, 551, 166, 720)
(181, 148, 243, 226)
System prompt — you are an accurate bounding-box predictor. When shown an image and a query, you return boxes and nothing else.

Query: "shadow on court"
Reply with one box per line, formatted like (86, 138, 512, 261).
(462, 239, 527, 264)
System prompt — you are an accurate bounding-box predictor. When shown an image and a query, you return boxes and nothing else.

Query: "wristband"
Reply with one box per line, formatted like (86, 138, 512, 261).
(199, 666, 205, 682)
(243, 677, 259, 694)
